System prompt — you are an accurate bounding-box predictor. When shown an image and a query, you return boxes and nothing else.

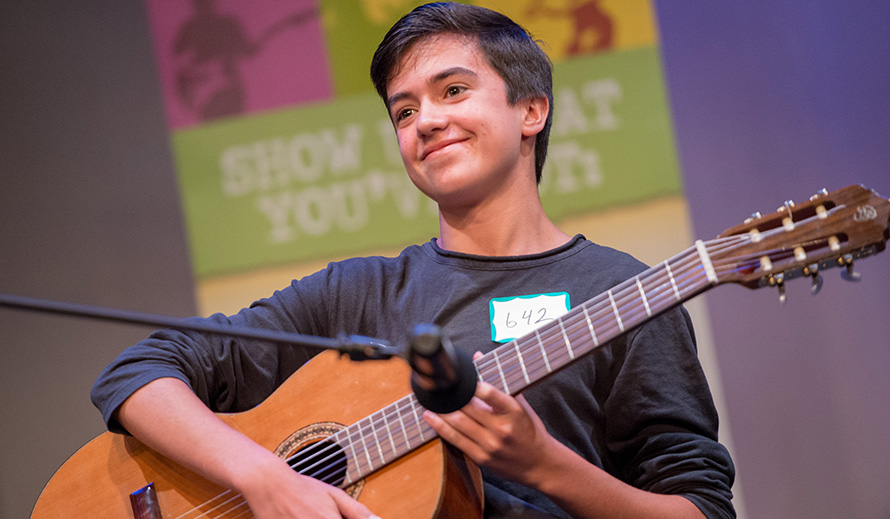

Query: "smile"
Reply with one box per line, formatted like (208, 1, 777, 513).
(421, 138, 467, 160)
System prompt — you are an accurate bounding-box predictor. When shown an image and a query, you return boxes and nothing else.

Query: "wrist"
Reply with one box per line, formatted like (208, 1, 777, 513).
(228, 447, 292, 496)
(520, 436, 578, 492)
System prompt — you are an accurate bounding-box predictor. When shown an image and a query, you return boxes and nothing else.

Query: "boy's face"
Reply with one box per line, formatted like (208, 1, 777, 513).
(386, 34, 536, 210)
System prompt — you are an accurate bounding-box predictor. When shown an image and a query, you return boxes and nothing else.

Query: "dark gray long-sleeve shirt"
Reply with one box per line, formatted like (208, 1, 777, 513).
(92, 235, 735, 518)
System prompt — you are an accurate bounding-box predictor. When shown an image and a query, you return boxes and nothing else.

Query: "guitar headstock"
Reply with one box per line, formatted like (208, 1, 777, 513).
(708, 185, 889, 297)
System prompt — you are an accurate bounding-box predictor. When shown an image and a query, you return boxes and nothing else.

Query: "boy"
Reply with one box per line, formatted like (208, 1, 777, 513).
(93, 3, 735, 518)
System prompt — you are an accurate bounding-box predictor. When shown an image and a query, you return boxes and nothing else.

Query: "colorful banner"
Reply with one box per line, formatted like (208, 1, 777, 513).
(146, 0, 680, 278)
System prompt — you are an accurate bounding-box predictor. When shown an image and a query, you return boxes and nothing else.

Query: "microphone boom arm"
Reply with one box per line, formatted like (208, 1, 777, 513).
(0, 293, 400, 360)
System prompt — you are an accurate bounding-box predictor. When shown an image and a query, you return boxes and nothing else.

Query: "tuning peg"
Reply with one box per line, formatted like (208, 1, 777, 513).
(744, 211, 762, 224)
(841, 264, 860, 281)
(841, 264, 861, 282)
(804, 263, 823, 295)
(810, 274, 824, 294)
(838, 254, 861, 282)
(769, 273, 787, 304)
(809, 188, 829, 201)
(776, 200, 795, 212)
(781, 201, 796, 231)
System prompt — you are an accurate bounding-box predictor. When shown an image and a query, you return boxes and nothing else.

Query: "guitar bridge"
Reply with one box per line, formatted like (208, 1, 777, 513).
(130, 482, 162, 519)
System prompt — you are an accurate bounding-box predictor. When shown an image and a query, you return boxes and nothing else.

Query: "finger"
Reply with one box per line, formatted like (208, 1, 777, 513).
(470, 382, 520, 416)
(423, 409, 488, 459)
(330, 488, 378, 519)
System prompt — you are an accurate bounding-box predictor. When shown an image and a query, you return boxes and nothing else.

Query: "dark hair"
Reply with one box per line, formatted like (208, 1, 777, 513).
(370, 2, 553, 183)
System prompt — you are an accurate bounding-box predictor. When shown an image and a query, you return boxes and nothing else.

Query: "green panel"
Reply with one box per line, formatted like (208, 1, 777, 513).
(172, 92, 439, 277)
(540, 46, 681, 218)
(321, 0, 470, 97)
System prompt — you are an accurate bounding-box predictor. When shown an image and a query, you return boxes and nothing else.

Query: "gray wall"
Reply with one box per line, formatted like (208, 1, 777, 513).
(2, 1, 889, 518)
(0, 3, 196, 518)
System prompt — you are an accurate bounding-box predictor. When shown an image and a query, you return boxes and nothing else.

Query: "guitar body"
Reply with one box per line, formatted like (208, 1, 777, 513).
(31, 351, 484, 518)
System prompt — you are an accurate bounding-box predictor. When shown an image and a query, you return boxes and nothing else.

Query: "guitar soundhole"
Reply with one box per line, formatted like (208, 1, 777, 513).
(274, 421, 364, 499)
(291, 440, 347, 487)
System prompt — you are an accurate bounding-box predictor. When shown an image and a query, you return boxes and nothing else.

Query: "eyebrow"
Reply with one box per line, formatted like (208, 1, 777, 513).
(387, 66, 478, 108)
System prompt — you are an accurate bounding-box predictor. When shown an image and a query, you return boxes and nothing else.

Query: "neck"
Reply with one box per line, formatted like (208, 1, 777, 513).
(436, 187, 571, 257)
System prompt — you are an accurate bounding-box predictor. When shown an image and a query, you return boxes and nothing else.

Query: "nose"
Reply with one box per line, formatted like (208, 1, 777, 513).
(415, 100, 448, 136)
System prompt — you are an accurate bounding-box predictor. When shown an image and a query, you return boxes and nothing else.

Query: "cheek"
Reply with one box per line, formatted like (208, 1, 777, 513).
(396, 131, 413, 159)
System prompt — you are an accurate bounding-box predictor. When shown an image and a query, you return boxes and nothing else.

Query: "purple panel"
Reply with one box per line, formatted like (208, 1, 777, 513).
(656, 2, 890, 518)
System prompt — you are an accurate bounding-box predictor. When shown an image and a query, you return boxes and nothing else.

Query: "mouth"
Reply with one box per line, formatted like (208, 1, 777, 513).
(421, 138, 466, 161)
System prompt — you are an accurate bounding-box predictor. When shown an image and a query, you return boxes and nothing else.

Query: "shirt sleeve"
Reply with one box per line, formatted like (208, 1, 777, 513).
(604, 307, 736, 519)
(90, 268, 334, 434)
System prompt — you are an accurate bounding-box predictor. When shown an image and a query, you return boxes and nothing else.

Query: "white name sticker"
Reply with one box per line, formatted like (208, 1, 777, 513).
(489, 292, 571, 343)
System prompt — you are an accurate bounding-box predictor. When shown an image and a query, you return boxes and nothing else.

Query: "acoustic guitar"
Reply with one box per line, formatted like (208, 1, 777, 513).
(31, 185, 889, 518)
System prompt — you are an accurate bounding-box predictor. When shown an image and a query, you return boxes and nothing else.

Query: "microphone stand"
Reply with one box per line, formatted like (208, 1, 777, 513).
(0, 293, 401, 361)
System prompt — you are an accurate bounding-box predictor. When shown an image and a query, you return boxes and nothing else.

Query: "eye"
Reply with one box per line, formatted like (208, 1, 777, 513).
(395, 107, 415, 122)
(446, 85, 466, 97)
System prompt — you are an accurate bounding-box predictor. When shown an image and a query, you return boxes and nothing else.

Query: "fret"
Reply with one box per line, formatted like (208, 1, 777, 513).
(607, 290, 625, 333)
(635, 276, 652, 317)
(395, 400, 411, 451)
(380, 408, 397, 458)
(410, 401, 426, 443)
(493, 349, 510, 395)
(534, 329, 552, 373)
(357, 418, 374, 471)
(661, 260, 682, 303)
(580, 305, 599, 347)
(369, 415, 386, 466)
(338, 433, 356, 485)
(558, 319, 575, 360)
(346, 428, 363, 478)
(513, 340, 530, 385)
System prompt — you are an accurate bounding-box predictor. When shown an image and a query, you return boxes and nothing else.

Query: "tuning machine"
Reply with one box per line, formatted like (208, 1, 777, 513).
(803, 263, 823, 295)
(768, 272, 787, 304)
(838, 254, 861, 282)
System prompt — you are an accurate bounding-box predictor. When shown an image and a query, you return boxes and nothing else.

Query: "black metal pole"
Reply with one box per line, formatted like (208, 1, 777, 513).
(0, 293, 399, 360)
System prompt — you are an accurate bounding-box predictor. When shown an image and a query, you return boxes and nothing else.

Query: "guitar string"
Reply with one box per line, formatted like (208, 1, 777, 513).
(168, 234, 758, 518)
(169, 489, 245, 518)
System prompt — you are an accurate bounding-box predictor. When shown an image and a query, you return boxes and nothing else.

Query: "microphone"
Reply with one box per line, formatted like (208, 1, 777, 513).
(408, 323, 477, 413)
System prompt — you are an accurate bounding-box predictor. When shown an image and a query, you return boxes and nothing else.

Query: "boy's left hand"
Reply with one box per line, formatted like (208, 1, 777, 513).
(423, 380, 556, 487)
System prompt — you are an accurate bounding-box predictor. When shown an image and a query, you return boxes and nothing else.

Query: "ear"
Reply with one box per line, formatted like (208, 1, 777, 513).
(520, 96, 549, 138)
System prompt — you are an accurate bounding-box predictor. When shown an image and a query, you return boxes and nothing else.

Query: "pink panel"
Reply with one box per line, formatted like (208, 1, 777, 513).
(144, 0, 332, 129)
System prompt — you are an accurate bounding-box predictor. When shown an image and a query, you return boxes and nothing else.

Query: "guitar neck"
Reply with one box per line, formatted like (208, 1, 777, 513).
(322, 240, 722, 485)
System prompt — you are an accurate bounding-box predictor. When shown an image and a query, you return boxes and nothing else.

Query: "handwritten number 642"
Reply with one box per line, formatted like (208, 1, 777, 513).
(505, 308, 552, 328)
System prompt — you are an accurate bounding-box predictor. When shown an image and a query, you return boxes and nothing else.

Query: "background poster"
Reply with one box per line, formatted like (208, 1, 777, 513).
(145, 0, 685, 286)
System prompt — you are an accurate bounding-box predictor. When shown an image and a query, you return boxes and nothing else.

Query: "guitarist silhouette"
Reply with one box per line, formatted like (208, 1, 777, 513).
(173, 0, 316, 121)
